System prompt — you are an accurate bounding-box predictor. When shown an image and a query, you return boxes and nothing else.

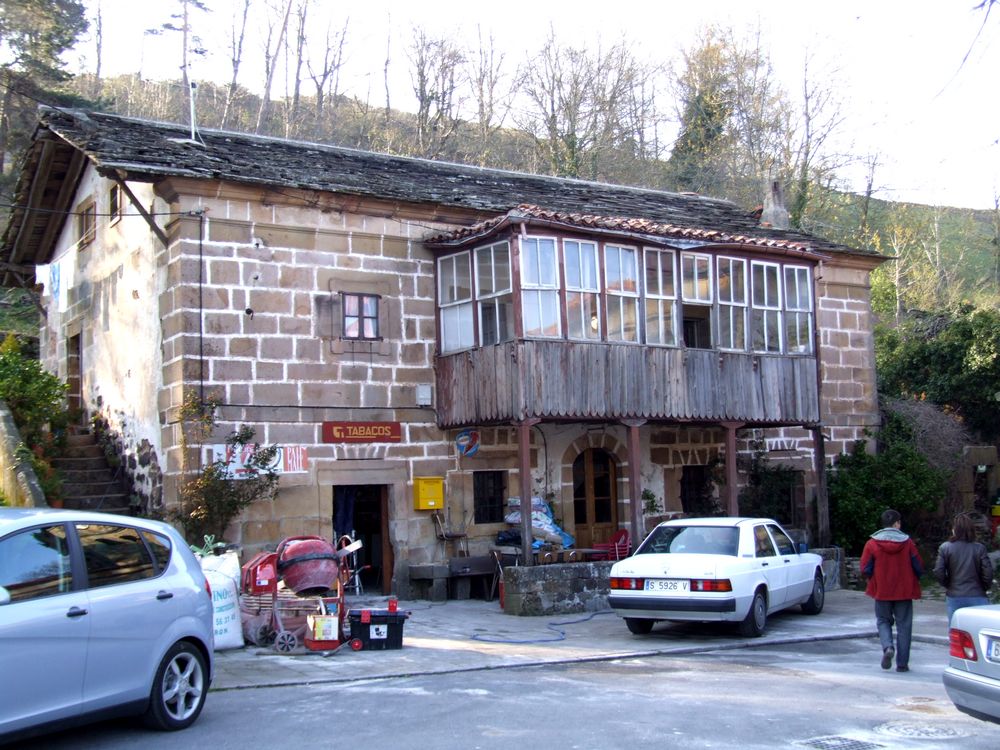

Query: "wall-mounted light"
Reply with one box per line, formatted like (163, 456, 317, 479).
(416, 384, 433, 407)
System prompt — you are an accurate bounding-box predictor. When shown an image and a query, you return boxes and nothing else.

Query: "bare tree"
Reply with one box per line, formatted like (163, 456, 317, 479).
(407, 26, 466, 158)
(305, 15, 349, 124)
(148, 0, 210, 92)
(254, 0, 294, 134)
(467, 27, 509, 167)
(220, 0, 252, 129)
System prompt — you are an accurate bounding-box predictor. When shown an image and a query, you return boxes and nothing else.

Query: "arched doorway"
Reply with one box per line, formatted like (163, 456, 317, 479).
(573, 448, 619, 547)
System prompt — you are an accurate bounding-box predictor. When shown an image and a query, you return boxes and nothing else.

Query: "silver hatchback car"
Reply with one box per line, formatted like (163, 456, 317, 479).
(0, 508, 214, 743)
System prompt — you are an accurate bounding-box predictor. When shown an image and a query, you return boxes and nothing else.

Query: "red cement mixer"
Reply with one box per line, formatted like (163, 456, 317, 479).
(240, 535, 363, 652)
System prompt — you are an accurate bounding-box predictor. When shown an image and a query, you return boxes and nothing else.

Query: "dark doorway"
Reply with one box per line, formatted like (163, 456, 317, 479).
(680, 465, 713, 515)
(333, 484, 392, 595)
(573, 448, 619, 548)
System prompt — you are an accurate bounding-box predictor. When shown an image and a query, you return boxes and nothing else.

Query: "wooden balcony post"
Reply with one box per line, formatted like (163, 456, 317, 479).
(721, 422, 744, 516)
(516, 418, 540, 566)
(622, 419, 646, 545)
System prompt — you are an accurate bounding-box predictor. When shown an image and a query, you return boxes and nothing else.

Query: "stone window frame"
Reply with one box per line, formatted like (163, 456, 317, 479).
(325, 278, 397, 357)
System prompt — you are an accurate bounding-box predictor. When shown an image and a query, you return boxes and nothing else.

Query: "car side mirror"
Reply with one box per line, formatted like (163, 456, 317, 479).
(797, 542, 808, 554)
(0, 585, 10, 606)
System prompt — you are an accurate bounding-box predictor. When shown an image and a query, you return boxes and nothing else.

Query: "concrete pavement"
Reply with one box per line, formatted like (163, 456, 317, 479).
(211, 589, 951, 690)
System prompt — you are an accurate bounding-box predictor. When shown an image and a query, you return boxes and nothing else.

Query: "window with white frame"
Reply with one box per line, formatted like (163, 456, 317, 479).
(784, 265, 813, 353)
(564, 239, 601, 340)
(716, 256, 747, 351)
(605, 243, 639, 341)
(342, 293, 380, 340)
(643, 248, 677, 346)
(475, 241, 514, 346)
(438, 252, 474, 353)
(680, 252, 713, 348)
(521, 237, 561, 338)
(751, 261, 782, 353)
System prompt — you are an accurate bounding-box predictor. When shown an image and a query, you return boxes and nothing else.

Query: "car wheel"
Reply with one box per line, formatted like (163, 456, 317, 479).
(625, 617, 654, 635)
(143, 641, 207, 731)
(800, 572, 825, 615)
(739, 588, 767, 637)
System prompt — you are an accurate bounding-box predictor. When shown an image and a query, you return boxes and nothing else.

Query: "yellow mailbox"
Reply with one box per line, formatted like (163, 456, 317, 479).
(413, 476, 444, 510)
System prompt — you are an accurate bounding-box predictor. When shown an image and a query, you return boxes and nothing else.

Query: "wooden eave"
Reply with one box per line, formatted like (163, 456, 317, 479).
(1, 131, 89, 286)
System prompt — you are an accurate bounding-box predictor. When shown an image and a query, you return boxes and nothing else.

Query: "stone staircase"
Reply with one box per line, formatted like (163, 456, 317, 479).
(51, 429, 130, 513)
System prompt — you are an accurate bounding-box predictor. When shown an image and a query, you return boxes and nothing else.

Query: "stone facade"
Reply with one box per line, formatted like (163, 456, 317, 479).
(12, 113, 885, 599)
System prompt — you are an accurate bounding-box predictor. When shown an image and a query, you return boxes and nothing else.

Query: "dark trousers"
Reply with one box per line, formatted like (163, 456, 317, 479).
(875, 599, 913, 667)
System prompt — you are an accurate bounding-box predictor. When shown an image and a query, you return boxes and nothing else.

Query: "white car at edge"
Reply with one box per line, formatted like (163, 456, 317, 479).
(608, 516, 825, 637)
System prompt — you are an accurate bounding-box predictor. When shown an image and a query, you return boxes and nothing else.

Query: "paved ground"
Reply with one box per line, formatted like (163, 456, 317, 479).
(212, 588, 951, 690)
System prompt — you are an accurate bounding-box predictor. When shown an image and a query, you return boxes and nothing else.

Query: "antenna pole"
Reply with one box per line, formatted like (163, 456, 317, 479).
(189, 81, 198, 140)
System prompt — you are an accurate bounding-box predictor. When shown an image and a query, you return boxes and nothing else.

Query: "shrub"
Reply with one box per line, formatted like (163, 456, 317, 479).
(829, 411, 947, 554)
(738, 438, 801, 525)
(169, 391, 279, 543)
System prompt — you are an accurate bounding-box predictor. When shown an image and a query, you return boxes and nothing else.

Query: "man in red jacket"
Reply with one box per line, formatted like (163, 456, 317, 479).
(860, 509, 924, 672)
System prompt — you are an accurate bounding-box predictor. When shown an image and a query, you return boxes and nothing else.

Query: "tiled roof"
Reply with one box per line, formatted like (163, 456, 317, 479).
(424, 204, 823, 255)
(2, 108, 875, 270)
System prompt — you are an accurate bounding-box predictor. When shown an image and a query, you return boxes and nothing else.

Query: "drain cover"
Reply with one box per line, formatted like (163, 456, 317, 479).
(874, 722, 969, 739)
(797, 738, 885, 750)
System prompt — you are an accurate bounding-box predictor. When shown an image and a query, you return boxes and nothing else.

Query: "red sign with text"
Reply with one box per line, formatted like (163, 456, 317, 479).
(322, 421, 402, 443)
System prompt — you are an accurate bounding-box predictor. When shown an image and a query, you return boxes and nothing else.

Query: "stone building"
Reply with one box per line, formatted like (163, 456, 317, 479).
(0, 109, 884, 596)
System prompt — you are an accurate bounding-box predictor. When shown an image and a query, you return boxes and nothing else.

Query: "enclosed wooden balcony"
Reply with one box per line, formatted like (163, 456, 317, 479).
(435, 340, 819, 428)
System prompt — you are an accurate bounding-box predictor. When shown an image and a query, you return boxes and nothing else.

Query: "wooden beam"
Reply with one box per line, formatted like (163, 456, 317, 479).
(116, 178, 170, 248)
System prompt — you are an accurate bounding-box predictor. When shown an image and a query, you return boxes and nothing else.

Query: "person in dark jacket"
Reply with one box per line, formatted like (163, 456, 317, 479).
(933, 512, 994, 623)
(860, 509, 924, 673)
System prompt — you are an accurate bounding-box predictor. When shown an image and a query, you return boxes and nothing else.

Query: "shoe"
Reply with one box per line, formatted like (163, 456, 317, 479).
(881, 647, 894, 670)
(896, 666, 909, 673)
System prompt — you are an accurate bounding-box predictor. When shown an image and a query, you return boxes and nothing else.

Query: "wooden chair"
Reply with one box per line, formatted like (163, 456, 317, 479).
(590, 529, 630, 561)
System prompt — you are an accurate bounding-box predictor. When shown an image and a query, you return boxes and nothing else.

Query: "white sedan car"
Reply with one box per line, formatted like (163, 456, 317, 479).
(943, 604, 1000, 725)
(608, 517, 825, 637)
(0, 508, 214, 743)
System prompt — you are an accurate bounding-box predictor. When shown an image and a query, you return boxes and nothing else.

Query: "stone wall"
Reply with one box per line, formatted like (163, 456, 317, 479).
(501, 549, 844, 617)
(0, 401, 46, 507)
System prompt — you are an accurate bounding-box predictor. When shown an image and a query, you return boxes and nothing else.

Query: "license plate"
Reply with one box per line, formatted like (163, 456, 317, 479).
(988, 638, 1000, 661)
(645, 579, 690, 593)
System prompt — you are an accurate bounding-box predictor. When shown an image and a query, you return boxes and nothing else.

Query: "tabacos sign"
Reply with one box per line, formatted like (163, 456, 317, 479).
(322, 421, 402, 443)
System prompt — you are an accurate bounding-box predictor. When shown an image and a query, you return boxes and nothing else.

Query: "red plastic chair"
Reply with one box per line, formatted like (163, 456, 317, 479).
(591, 529, 630, 561)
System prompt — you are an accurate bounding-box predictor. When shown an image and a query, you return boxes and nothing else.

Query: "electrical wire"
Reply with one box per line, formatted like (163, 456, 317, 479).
(469, 609, 614, 644)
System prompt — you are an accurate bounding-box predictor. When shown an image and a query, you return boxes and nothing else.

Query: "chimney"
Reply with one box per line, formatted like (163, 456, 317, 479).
(760, 180, 789, 230)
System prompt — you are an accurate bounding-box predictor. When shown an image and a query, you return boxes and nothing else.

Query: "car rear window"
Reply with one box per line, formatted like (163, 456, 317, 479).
(638, 525, 739, 556)
(142, 530, 172, 573)
(77, 524, 158, 588)
(0, 525, 73, 602)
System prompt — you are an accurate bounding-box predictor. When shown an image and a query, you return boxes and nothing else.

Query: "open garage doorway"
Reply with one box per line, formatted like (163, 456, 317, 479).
(333, 485, 393, 595)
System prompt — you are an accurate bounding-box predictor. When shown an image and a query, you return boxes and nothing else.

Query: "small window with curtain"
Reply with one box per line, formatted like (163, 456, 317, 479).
(342, 292, 380, 340)
(473, 470, 506, 524)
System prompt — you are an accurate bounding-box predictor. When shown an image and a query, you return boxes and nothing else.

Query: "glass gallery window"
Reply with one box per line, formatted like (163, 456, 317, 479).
(564, 239, 601, 340)
(521, 236, 561, 338)
(436, 235, 814, 355)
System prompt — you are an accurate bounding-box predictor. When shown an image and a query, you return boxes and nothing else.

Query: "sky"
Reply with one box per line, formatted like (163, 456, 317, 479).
(77, 0, 1000, 210)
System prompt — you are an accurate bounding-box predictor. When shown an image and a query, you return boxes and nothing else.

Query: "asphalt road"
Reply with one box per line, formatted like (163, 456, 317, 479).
(12, 637, 999, 749)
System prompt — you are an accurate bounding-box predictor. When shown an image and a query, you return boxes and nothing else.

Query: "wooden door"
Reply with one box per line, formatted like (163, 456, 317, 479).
(572, 449, 619, 548)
